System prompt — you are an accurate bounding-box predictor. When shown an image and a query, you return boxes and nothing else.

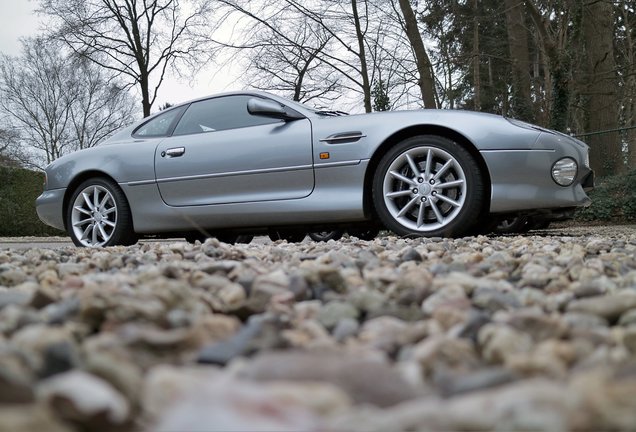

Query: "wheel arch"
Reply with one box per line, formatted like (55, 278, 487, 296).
(363, 125, 492, 219)
(62, 170, 133, 231)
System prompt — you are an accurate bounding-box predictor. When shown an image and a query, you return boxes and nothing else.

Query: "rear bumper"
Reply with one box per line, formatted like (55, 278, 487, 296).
(35, 188, 66, 231)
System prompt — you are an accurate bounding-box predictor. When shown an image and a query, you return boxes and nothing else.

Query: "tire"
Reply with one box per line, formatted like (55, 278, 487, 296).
(495, 216, 530, 234)
(308, 230, 344, 242)
(268, 230, 306, 243)
(526, 218, 551, 231)
(236, 235, 254, 244)
(67, 177, 137, 247)
(186, 232, 254, 244)
(372, 135, 484, 238)
(184, 232, 206, 244)
(347, 226, 380, 240)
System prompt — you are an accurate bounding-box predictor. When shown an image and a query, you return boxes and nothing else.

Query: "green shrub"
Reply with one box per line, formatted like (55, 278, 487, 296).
(575, 169, 636, 222)
(0, 166, 63, 236)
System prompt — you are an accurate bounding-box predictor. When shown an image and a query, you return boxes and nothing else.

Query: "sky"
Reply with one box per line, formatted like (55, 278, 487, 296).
(0, 0, 237, 112)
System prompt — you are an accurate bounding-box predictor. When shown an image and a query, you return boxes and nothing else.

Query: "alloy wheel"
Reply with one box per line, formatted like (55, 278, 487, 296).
(70, 185, 118, 247)
(382, 146, 467, 232)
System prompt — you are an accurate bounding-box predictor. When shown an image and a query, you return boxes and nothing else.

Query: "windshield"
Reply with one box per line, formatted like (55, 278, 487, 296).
(283, 99, 348, 116)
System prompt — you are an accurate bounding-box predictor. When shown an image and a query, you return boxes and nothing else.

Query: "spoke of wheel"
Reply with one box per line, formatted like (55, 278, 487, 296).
(396, 196, 420, 218)
(436, 179, 464, 189)
(430, 201, 444, 223)
(436, 194, 461, 208)
(416, 202, 426, 228)
(390, 171, 416, 186)
(73, 219, 92, 227)
(386, 190, 412, 199)
(92, 225, 98, 245)
(433, 159, 454, 181)
(103, 219, 116, 228)
(81, 225, 92, 240)
(405, 153, 421, 177)
(74, 206, 92, 216)
(424, 149, 433, 179)
(103, 207, 116, 216)
(97, 223, 109, 241)
(93, 187, 100, 210)
(99, 194, 110, 210)
(82, 193, 95, 211)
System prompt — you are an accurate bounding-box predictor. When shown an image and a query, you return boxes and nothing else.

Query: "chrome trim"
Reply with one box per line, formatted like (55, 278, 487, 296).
(314, 160, 361, 168)
(156, 164, 313, 184)
(320, 132, 367, 143)
(126, 179, 156, 187)
(480, 149, 556, 153)
(163, 147, 186, 158)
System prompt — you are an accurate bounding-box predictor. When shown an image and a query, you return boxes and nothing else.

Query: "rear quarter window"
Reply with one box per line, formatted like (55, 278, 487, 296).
(133, 106, 186, 137)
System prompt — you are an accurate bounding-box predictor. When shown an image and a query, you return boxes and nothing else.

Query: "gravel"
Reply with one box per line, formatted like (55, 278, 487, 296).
(0, 225, 635, 431)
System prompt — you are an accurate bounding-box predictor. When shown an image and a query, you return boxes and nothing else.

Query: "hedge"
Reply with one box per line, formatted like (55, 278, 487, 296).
(0, 166, 63, 236)
(575, 168, 636, 222)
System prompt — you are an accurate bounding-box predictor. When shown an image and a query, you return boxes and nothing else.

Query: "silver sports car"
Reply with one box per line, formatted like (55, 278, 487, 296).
(36, 91, 594, 247)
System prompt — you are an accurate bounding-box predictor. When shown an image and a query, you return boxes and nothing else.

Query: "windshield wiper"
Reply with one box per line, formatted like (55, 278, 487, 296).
(316, 110, 349, 117)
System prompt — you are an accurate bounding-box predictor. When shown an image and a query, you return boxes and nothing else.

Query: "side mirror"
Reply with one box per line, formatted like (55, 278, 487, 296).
(247, 98, 304, 121)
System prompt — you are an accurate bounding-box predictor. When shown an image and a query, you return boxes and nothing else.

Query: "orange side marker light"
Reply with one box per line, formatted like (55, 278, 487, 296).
(320, 152, 330, 160)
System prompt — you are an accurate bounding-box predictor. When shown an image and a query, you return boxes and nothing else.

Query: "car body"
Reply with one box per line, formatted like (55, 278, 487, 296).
(36, 90, 593, 247)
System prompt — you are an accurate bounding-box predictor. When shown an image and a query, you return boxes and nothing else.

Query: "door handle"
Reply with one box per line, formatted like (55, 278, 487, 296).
(161, 147, 185, 158)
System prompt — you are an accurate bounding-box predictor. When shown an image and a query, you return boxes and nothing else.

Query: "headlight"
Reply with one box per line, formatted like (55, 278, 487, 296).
(552, 157, 578, 186)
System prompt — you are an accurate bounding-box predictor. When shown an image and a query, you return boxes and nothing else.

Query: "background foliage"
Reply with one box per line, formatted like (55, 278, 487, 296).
(575, 169, 636, 222)
(0, 166, 62, 236)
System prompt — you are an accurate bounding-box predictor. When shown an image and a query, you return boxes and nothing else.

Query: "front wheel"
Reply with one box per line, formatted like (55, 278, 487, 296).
(67, 178, 136, 247)
(372, 135, 484, 238)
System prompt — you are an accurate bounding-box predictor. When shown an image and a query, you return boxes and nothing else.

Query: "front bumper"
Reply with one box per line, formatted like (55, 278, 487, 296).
(482, 150, 594, 213)
(36, 188, 66, 231)
(581, 169, 595, 192)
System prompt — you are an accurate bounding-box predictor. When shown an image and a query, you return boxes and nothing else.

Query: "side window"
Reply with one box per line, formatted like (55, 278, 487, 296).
(133, 106, 185, 137)
(173, 95, 280, 136)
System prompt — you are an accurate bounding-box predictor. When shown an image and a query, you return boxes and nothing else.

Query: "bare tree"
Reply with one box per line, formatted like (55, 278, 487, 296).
(525, 0, 575, 131)
(396, 0, 437, 108)
(580, 0, 621, 176)
(0, 127, 20, 166)
(241, 12, 341, 104)
(218, 0, 425, 112)
(219, 0, 376, 111)
(69, 57, 137, 150)
(39, 0, 216, 117)
(0, 40, 74, 167)
(0, 38, 136, 169)
(504, 0, 533, 122)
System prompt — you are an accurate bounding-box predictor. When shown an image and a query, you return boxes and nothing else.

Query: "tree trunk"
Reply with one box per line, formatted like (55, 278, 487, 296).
(140, 73, 151, 118)
(525, 0, 570, 132)
(582, 0, 621, 177)
(504, 0, 533, 121)
(397, 0, 437, 108)
(472, 0, 481, 110)
(621, 5, 636, 170)
(351, 0, 372, 113)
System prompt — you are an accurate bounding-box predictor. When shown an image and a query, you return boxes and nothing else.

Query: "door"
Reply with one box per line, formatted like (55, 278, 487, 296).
(154, 95, 314, 207)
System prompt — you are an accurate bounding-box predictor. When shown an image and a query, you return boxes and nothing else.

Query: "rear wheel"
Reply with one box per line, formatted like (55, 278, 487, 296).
(308, 230, 344, 242)
(496, 216, 530, 234)
(268, 230, 306, 243)
(348, 226, 380, 240)
(185, 232, 254, 244)
(372, 135, 484, 238)
(67, 178, 137, 247)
